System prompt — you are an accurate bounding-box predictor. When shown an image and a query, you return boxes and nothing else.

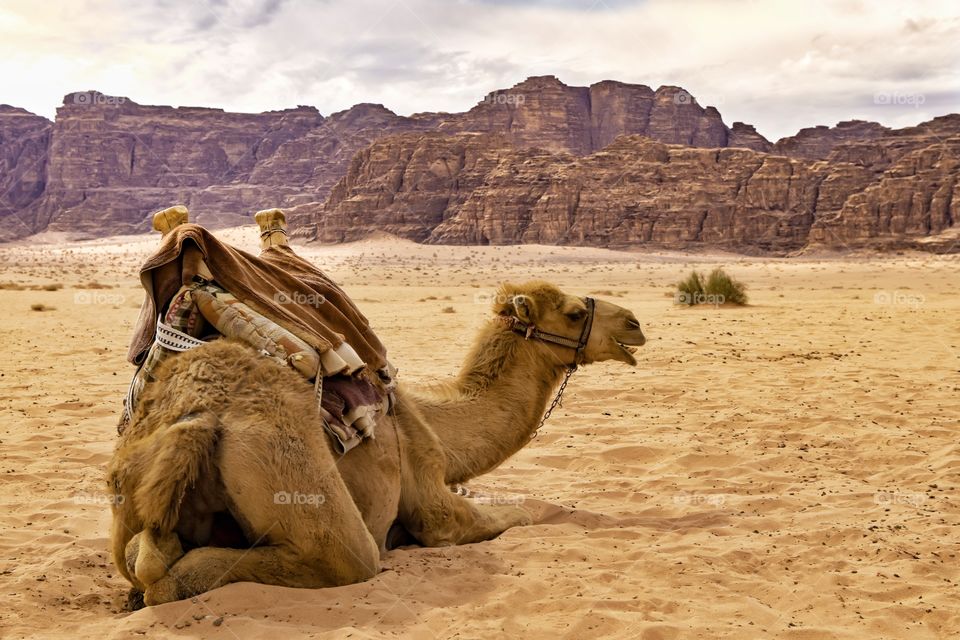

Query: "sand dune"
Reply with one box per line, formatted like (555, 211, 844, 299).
(1, 228, 957, 638)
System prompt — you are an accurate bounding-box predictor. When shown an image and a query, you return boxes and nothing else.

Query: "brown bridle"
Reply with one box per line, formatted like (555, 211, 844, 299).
(509, 296, 596, 371)
(507, 297, 596, 439)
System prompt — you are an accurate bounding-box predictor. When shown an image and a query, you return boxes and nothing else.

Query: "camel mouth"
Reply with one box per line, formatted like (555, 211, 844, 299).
(616, 332, 646, 350)
(614, 333, 645, 365)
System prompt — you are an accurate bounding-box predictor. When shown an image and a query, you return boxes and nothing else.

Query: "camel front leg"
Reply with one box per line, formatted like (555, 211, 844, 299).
(144, 537, 381, 606)
(400, 479, 532, 546)
(394, 396, 531, 547)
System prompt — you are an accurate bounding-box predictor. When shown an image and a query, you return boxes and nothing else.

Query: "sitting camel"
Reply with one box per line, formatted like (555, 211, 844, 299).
(108, 279, 646, 605)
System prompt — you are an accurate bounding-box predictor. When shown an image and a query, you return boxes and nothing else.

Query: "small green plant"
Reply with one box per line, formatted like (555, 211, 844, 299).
(675, 268, 747, 306)
(676, 271, 705, 305)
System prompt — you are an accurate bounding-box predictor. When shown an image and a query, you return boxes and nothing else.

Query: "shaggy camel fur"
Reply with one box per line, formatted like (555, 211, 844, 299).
(108, 281, 646, 605)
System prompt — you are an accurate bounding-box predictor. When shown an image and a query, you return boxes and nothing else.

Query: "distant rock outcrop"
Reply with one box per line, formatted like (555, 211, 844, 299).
(772, 120, 891, 160)
(0, 106, 52, 240)
(296, 116, 959, 253)
(440, 76, 748, 153)
(0, 79, 956, 253)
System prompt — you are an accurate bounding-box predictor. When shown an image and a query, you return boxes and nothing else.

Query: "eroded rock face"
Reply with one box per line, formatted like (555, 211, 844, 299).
(3, 78, 767, 240)
(32, 93, 326, 235)
(1, 81, 957, 252)
(301, 120, 960, 254)
(809, 138, 960, 248)
(772, 120, 891, 160)
(0, 106, 52, 240)
(441, 76, 740, 154)
(299, 133, 825, 252)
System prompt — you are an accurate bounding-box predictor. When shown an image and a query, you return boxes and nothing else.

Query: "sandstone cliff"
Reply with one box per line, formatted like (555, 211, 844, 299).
(0, 78, 956, 253)
(0, 77, 775, 241)
(440, 76, 768, 153)
(773, 120, 891, 160)
(0, 106, 52, 241)
(299, 119, 959, 253)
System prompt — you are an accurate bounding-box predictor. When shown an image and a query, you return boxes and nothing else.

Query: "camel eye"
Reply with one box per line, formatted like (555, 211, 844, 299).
(566, 309, 586, 322)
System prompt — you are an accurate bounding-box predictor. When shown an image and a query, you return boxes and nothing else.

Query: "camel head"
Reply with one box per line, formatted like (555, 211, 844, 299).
(493, 281, 646, 367)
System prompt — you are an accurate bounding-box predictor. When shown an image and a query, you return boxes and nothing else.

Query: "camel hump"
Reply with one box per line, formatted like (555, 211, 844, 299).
(133, 412, 221, 533)
(152, 205, 190, 236)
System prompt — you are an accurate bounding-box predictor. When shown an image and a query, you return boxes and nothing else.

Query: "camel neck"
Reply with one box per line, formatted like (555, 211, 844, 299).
(414, 325, 570, 485)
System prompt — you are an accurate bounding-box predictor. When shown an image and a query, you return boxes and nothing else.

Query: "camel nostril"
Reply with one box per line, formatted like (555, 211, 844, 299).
(626, 318, 641, 330)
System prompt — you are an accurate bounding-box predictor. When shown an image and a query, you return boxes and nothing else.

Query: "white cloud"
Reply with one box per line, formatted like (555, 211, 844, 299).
(0, 0, 957, 140)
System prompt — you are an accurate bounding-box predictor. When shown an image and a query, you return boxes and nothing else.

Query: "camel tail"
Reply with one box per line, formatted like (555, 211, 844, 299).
(134, 412, 221, 533)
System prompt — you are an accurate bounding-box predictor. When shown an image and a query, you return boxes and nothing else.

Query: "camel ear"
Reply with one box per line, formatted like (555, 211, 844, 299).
(512, 294, 537, 324)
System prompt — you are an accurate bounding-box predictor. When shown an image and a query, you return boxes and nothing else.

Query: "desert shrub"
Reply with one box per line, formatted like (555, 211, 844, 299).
(675, 270, 705, 305)
(675, 268, 747, 306)
(705, 268, 748, 305)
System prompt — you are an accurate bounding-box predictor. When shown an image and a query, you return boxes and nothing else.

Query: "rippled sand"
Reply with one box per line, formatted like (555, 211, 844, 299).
(1, 228, 957, 639)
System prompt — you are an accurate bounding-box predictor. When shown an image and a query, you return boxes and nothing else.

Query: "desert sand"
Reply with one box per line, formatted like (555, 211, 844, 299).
(0, 227, 957, 639)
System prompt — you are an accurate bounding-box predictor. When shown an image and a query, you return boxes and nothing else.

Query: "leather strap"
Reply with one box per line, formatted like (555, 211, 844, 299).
(511, 297, 595, 369)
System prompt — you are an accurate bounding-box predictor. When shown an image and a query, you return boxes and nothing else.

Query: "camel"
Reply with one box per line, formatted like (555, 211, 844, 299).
(108, 215, 647, 606)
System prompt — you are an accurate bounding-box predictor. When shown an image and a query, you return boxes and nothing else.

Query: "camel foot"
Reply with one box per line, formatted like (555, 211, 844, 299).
(125, 588, 146, 612)
(152, 205, 189, 236)
(126, 529, 184, 588)
(255, 208, 288, 250)
(144, 574, 183, 606)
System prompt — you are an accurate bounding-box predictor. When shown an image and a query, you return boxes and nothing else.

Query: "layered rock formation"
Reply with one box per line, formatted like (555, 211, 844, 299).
(804, 115, 960, 249)
(0, 77, 776, 241)
(297, 133, 831, 252)
(440, 76, 767, 153)
(0, 78, 956, 252)
(0, 106, 53, 240)
(31, 94, 326, 234)
(773, 120, 891, 160)
(300, 118, 959, 253)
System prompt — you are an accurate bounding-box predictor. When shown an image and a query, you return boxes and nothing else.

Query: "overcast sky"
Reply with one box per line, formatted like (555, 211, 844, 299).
(1, 0, 957, 141)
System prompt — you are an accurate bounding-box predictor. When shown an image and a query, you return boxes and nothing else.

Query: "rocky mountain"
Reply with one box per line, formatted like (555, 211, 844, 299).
(772, 120, 891, 160)
(0, 77, 773, 241)
(0, 106, 53, 239)
(0, 77, 956, 252)
(437, 76, 765, 154)
(295, 115, 959, 253)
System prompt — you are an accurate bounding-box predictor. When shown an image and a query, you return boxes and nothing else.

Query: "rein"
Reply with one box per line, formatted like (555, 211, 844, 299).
(509, 297, 596, 439)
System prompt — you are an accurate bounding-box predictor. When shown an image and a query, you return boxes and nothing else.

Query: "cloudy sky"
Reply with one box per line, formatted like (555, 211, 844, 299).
(1, 0, 957, 140)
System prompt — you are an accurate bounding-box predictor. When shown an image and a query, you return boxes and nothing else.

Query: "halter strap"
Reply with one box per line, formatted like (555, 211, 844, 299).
(510, 297, 596, 370)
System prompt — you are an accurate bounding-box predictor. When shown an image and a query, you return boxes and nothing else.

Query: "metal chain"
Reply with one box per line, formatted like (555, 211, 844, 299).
(530, 366, 577, 439)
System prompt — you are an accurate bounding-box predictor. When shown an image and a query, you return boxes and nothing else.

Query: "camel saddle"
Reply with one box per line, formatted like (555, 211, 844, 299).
(121, 224, 395, 453)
